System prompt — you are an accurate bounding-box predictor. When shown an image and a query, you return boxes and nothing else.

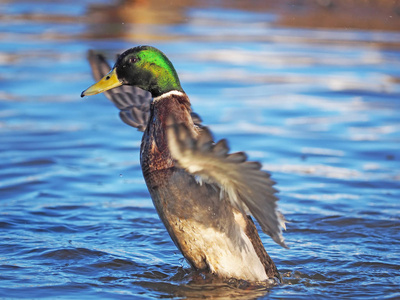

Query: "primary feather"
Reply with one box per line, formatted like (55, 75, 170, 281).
(166, 118, 287, 248)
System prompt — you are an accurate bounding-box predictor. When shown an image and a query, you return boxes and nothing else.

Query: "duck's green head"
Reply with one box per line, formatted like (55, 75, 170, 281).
(81, 46, 183, 98)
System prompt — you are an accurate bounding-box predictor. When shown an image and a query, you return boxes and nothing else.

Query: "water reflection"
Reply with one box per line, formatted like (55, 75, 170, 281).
(134, 272, 275, 299)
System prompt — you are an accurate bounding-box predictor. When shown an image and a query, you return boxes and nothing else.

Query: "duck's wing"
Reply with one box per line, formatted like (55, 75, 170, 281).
(87, 50, 203, 130)
(167, 120, 287, 248)
(87, 50, 152, 131)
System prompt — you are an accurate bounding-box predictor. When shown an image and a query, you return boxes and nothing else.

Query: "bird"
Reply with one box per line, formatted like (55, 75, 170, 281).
(81, 46, 287, 283)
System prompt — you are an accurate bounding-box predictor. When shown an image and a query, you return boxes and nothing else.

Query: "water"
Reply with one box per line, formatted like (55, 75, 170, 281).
(1, 0, 400, 299)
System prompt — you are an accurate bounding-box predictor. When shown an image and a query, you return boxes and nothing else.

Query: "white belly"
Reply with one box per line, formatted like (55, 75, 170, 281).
(175, 212, 268, 282)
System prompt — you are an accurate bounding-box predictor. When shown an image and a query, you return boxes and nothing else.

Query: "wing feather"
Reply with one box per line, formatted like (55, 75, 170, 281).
(87, 50, 152, 131)
(167, 119, 287, 248)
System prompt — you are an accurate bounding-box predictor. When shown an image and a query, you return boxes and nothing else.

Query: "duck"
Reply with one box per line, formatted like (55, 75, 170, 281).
(81, 46, 287, 283)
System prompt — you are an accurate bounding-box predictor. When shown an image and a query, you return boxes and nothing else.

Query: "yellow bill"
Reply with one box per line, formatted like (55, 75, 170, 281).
(81, 68, 122, 97)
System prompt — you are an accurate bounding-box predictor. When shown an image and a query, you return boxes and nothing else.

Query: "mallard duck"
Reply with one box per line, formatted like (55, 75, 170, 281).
(81, 46, 287, 283)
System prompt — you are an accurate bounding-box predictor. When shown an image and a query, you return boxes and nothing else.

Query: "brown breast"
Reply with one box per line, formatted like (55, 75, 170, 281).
(140, 92, 195, 177)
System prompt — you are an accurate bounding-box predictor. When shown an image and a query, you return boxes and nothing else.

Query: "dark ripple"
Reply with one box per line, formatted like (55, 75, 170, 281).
(33, 224, 80, 234)
(13, 158, 56, 167)
(30, 210, 65, 218)
(0, 221, 13, 228)
(45, 205, 88, 211)
(35, 191, 64, 199)
(346, 261, 400, 271)
(40, 248, 109, 261)
(91, 258, 139, 270)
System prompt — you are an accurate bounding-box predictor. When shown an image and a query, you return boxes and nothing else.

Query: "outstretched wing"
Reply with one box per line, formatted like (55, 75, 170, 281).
(87, 50, 152, 131)
(167, 119, 287, 248)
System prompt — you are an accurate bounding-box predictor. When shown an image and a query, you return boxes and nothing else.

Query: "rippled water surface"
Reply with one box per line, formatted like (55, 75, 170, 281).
(1, 1, 400, 299)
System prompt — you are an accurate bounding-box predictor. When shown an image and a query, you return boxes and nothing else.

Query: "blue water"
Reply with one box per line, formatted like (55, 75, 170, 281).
(1, 1, 399, 299)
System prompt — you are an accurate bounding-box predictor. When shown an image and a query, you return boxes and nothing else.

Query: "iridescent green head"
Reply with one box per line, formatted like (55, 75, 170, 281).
(81, 46, 183, 98)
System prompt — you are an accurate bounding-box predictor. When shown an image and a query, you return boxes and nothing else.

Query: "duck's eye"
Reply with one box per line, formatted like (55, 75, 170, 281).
(129, 57, 139, 64)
